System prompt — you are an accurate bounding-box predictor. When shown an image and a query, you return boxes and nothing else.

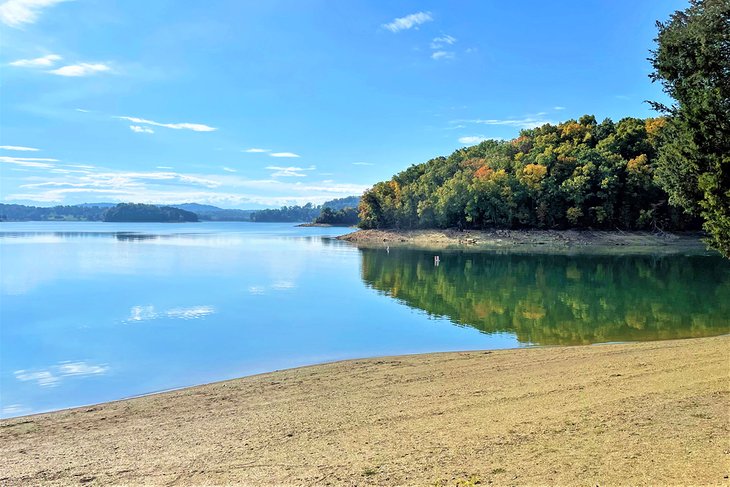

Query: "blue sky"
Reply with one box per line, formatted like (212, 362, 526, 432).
(1, 0, 686, 208)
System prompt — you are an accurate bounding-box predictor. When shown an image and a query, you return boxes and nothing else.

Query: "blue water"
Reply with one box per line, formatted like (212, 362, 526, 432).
(1, 222, 728, 418)
(0, 222, 517, 418)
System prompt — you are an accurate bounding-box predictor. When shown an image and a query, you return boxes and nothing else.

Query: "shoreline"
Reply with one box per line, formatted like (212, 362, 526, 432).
(2, 335, 727, 485)
(338, 228, 710, 254)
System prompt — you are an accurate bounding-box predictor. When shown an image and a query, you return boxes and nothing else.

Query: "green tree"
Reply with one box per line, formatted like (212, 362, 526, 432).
(649, 0, 730, 257)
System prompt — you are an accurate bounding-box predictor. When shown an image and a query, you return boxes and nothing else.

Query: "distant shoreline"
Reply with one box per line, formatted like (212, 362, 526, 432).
(338, 228, 710, 253)
(1, 336, 726, 485)
(296, 222, 356, 228)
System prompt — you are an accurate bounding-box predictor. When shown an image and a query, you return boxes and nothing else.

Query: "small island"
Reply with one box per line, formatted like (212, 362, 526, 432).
(103, 203, 198, 223)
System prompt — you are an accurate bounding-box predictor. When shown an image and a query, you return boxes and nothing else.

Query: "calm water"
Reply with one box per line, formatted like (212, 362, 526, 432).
(1, 222, 728, 418)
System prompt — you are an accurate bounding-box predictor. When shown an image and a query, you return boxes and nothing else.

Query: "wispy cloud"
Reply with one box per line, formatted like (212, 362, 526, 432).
(554, 106, 566, 110)
(0, 0, 68, 27)
(75, 108, 90, 113)
(0, 145, 39, 151)
(454, 113, 553, 130)
(9, 54, 61, 67)
(458, 136, 488, 144)
(430, 35, 456, 49)
(19, 170, 221, 190)
(5, 165, 368, 207)
(0, 156, 57, 168)
(129, 125, 154, 134)
(14, 360, 109, 388)
(352, 162, 374, 166)
(267, 165, 314, 177)
(50, 63, 111, 77)
(243, 148, 270, 153)
(269, 152, 300, 158)
(383, 11, 432, 33)
(222, 166, 236, 173)
(116, 116, 217, 132)
(429, 34, 457, 61)
(431, 51, 455, 61)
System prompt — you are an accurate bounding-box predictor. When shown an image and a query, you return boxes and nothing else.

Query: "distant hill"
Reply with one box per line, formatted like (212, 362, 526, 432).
(1, 197, 361, 223)
(322, 196, 360, 211)
(171, 203, 253, 221)
(172, 203, 225, 212)
(249, 196, 361, 223)
(104, 203, 198, 223)
(0, 204, 106, 221)
(74, 202, 118, 208)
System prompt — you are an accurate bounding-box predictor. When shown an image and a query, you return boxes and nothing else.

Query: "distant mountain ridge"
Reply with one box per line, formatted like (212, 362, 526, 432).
(0, 196, 362, 223)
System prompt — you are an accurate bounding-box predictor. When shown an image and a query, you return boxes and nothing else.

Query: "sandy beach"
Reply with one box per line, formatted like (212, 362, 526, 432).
(1, 335, 727, 486)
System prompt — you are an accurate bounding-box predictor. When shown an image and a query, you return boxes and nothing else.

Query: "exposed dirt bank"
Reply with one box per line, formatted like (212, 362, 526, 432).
(1, 336, 727, 486)
(338, 228, 710, 254)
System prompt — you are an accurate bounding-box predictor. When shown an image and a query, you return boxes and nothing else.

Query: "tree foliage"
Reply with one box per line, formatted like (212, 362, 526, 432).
(249, 203, 322, 222)
(0, 204, 107, 221)
(359, 116, 698, 231)
(314, 206, 359, 225)
(649, 0, 730, 257)
(103, 203, 198, 222)
(250, 196, 361, 223)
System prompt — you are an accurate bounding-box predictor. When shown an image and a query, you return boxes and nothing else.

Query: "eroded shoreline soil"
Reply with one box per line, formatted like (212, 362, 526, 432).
(338, 228, 709, 254)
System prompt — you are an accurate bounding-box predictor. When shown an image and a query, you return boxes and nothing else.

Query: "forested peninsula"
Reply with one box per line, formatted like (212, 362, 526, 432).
(358, 116, 697, 233)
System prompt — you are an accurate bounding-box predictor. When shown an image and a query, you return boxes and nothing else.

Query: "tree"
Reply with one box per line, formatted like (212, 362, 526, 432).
(358, 116, 697, 232)
(649, 0, 730, 257)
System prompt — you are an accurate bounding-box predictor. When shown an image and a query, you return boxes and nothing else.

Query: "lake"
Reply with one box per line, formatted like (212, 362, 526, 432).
(1, 222, 728, 418)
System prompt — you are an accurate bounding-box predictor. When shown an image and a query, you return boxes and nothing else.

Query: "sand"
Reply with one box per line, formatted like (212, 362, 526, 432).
(1, 336, 728, 486)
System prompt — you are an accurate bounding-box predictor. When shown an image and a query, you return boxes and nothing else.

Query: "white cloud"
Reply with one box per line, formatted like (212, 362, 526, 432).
(454, 113, 553, 130)
(430, 35, 456, 49)
(554, 106, 566, 110)
(267, 165, 313, 178)
(383, 11, 432, 32)
(0, 156, 57, 168)
(269, 152, 300, 158)
(432, 51, 455, 61)
(156, 166, 173, 169)
(458, 136, 488, 144)
(352, 162, 374, 166)
(116, 116, 217, 132)
(0, 145, 39, 151)
(0, 0, 68, 27)
(75, 108, 90, 113)
(243, 148, 270, 153)
(19, 169, 221, 190)
(4, 164, 368, 207)
(129, 125, 154, 134)
(49, 63, 111, 77)
(222, 166, 236, 173)
(9, 54, 61, 67)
